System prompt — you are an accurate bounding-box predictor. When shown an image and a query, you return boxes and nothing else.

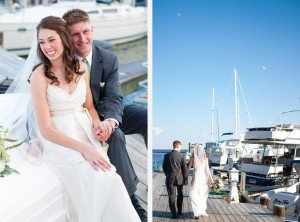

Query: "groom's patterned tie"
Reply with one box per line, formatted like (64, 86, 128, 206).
(82, 58, 90, 79)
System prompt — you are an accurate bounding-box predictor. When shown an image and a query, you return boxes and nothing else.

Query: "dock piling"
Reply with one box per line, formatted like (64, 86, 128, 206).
(240, 171, 246, 193)
(260, 196, 269, 208)
(273, 204, 285, 219)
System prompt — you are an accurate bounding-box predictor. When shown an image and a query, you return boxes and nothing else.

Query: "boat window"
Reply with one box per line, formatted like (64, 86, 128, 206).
(226, 140, 239, 146)
(295, 148, 300, 158)
(102, 9, 118, 14)
(87, 10, 99, 15)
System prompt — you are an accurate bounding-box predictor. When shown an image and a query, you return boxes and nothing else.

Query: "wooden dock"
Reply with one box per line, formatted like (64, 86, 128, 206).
(126, 134, 148, 211)
(153, 170, 283, 222)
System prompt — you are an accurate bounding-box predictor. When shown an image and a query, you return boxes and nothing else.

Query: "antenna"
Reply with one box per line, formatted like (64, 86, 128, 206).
(211, 88, 214, 142)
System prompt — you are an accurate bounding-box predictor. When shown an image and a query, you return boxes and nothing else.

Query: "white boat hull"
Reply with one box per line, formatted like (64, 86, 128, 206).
(0, 3, 147, 55)
(256, 182, 300, 218)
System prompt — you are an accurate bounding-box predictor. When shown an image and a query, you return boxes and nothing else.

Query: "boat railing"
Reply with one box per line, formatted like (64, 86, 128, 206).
(138, 79, 147, 88)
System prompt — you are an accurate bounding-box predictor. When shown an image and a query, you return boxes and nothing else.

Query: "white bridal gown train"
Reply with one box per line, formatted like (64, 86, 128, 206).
(40, 76, 140, 222)
(189, 145, 210, 217)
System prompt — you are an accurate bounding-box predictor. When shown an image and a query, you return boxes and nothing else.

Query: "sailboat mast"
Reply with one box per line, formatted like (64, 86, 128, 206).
(216, 97, 220, 141)
(234, 69, 238, 139)
(211, 88, 214, 142)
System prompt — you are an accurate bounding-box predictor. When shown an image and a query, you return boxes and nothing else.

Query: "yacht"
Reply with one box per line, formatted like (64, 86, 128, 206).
(208, 136, 258, 166)
(238, 124, 300, 186)
(0, 0, 147, 55)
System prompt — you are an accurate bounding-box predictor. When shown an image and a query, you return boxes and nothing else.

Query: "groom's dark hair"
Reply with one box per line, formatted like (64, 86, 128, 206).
(173, 140, 182, 149)
(62, 9, 90, 26)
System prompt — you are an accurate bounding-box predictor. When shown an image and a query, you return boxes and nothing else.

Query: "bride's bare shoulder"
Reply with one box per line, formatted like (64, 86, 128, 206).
(30, 65, 47, 85)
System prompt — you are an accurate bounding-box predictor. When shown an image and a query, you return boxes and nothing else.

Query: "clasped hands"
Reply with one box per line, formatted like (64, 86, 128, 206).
(83, 120, 116, 172)
(93, 119, 116, 142)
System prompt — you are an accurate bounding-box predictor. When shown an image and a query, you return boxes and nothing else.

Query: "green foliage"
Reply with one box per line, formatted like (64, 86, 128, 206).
(210, 179, 224, 193)
(0, 126, 23, 177)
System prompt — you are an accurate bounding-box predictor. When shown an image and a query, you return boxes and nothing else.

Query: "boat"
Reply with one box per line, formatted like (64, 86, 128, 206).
(255, 159, 300, 221)
(185, 143, 197, 162)
(238, 124, 300, 186)
(209, 138, 240, 166)
(0, 0, 147, 55)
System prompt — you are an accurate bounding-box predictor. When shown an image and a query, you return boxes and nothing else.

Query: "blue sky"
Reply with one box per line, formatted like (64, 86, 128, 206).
(153, 0, 300, 149)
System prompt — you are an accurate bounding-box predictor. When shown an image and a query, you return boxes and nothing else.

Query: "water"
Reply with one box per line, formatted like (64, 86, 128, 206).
(123, 88, 147, 107)
(152, 149, 188, 172)
(116, 37, 147, 106)
(109, 37, 147, 65)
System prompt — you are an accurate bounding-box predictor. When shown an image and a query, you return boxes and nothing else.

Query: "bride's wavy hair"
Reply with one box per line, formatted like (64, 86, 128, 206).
(34, 16, 84, 85)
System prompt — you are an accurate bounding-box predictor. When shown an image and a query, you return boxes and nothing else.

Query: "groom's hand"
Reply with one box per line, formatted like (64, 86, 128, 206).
(93, 120, 115, 141)
(184, 180, 188, 186)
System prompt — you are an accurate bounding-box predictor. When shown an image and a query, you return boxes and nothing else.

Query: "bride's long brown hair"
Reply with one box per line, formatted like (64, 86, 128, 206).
(34, 16, 84, 85)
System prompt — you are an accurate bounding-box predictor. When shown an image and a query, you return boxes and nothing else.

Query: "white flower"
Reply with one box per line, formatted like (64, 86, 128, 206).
(0, 160, 5, 172)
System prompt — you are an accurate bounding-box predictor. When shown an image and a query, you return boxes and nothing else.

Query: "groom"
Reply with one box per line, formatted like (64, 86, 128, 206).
(163, 140, 188, 219)
(62, 9, 147, 221)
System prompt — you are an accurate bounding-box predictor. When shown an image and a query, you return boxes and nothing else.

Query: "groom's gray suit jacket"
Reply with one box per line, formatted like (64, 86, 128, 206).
(90, 44, 124, 123)
(89, 43, 138, 196)
(163, 150, 188, 185)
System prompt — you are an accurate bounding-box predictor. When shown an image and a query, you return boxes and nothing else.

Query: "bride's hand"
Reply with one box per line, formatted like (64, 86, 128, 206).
(27, 140, 43, 157)
(82, 145, 111, 171)
(93, 120, 114, 142)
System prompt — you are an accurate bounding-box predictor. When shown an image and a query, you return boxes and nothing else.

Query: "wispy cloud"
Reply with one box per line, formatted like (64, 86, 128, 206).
(153, 127, 164, 135)
(262, 66, 267, 70)
(177, 12, 181, 17)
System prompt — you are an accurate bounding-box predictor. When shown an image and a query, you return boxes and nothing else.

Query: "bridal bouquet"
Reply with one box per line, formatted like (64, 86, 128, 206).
(210, 179, 224, 193)
(0, 126, 23, 177)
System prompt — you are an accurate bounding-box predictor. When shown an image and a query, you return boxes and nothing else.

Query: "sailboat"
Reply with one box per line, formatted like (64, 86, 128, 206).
(208, 68, 256, 166)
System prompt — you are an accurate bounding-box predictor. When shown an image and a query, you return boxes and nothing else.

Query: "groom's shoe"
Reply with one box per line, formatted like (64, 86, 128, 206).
(136, 207, 147, 222)
(131, 194, 147, 222)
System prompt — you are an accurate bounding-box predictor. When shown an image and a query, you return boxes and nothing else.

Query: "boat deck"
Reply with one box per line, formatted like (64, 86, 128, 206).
(0, 47, 147, 94)
(153, 170, 283, 222)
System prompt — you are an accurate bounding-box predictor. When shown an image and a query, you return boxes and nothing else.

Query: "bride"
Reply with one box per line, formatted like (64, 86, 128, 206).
(3, 16, 140, 222)
(187, 144, 214, 219)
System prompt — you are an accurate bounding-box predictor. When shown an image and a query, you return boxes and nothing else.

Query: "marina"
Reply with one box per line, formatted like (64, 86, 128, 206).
(153, 168, 283, 221)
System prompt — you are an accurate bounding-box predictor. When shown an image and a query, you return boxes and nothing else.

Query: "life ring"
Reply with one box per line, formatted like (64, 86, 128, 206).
(264, 159, 271, 165)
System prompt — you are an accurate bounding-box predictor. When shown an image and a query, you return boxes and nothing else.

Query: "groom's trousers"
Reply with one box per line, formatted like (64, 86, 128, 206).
(166, 184, 183, 216)
(106, 104, 147, 197)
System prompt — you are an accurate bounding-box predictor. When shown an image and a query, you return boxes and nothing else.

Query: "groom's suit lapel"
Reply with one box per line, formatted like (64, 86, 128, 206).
(90, 45, 103, 104)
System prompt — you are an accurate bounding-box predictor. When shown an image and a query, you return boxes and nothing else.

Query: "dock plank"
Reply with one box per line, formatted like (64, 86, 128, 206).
(230, 202, 258, 222)
(125, 134, 147, 211)
(153, 173, 283, 222)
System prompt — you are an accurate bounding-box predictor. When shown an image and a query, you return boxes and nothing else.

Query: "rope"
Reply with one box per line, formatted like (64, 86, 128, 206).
(197, 90, 212, 143)
(236, 73, 253, 128)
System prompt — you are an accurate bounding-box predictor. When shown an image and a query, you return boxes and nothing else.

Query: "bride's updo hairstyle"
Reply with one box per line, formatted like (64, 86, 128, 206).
(35, 16, 84, 85)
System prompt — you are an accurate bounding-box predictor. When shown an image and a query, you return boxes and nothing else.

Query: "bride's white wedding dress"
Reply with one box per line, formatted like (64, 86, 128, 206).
(189, 144, 210, 217)
(40, 76, 140, 222)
